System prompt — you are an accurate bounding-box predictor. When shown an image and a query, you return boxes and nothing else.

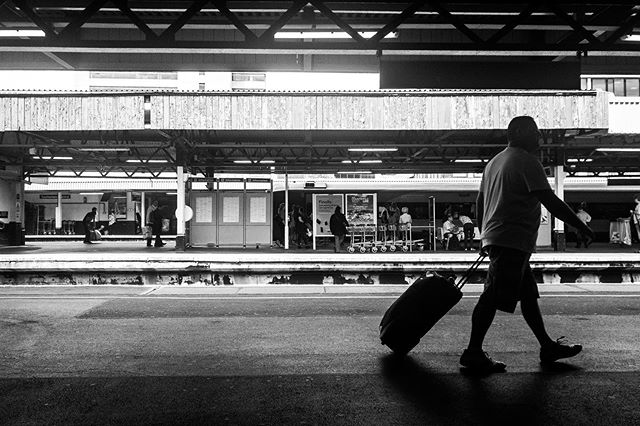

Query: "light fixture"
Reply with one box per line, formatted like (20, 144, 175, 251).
(454, 159, 485, 163)
(341, 160, 382, 164)
(78, 148, 130, 152)
(79, 192, 103, 195)
(348, 147, 398, 152)
(622, 34, 640, 42)
(337, 170, 373, 174)
(274, 31, 398, 39)
(32, 156, 73, 160)
(126, 159, 169, 163)
(567, 158, 593, 162)
(0, 29, 45, 37)
(233, 160, 275, 164)
(596, 148, 640, 152)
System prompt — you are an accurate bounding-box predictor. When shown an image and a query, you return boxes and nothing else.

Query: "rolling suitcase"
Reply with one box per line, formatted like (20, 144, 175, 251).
(380, 254, 486, 355)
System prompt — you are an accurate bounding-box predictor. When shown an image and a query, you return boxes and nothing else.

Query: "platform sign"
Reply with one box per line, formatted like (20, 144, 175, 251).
(346, 193, 377, 227)
(313, 194, 344, 237)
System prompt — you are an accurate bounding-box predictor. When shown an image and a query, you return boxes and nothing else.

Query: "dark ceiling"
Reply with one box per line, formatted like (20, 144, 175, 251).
(0, 1, 639, 71)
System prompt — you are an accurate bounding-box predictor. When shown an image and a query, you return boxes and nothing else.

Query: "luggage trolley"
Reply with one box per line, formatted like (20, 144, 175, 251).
(347, 225, 378, 253)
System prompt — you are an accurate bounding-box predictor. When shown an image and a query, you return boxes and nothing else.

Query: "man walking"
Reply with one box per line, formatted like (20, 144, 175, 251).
(460, 116, 595, 373)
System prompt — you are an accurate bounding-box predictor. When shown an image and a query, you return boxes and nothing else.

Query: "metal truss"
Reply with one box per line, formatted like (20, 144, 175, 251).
(3, 128, 640, 176)
(1, 1, 640, 57)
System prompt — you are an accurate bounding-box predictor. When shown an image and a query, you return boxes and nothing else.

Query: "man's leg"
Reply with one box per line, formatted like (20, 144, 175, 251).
(520, 295, 553, 347)
(334, 235, 340, 252)
(521, 279, 582, 363)
(467, 292, 497, 350)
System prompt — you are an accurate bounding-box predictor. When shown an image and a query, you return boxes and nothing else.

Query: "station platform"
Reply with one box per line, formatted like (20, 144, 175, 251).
(1, 240, 639, 286)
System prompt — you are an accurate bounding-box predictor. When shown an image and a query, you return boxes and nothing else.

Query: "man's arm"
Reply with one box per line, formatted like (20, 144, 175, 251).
(532, 189, 595, 239)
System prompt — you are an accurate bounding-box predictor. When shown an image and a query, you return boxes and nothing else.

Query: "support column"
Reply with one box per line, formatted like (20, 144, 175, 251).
(284, 171, 289, 250)
(553, 164, 566, 251)
(55, 191, 62, 234)
(0, 166, 25, 246)
(176, 166, 186, 251)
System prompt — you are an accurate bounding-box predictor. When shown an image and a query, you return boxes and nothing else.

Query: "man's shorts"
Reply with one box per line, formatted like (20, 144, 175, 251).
(482, 245, 539, 313)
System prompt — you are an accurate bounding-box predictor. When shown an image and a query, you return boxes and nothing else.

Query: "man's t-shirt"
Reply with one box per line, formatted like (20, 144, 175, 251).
(479, 146, 551, 253)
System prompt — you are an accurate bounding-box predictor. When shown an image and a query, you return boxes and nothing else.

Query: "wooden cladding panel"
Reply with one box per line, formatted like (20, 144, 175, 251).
(1, 92, 608, 132)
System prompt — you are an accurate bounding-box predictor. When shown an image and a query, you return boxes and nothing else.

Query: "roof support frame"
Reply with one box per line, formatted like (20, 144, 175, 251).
(308, 0, 365, 44)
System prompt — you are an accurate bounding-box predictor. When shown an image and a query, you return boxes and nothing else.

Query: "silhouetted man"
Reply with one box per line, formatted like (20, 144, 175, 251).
(460, 116, 595, 373)
(82, 207, 97, 244)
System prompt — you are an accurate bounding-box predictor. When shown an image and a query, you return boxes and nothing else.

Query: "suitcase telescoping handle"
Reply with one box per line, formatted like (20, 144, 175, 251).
(455, 253, 487, 290)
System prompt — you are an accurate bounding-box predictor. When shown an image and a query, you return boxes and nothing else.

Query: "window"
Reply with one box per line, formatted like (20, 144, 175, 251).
(580, 78, 588, 90)
(613, 78, 625, 96)
(591, 78, 606, 91)
(198, 82, 205, 91)
(625, 78, 640, 96)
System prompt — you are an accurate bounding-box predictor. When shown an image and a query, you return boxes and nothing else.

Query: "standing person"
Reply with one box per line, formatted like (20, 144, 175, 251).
(107, 210, 116, 236)
(146, 200, 165, 248)
(294, 206, 310, 248)
(82, 207, 97, 244)
(330, 206, 350, 253)
(273, 202, 285, 248)
(460, 116, 595, 373)
(458, 212, 475, 251)
(398, 207, 412, 225)
(631, 194, 640, 245)
(575, 202, 592, 249)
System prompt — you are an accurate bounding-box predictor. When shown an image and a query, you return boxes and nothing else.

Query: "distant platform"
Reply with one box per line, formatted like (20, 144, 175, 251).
(1, 241, 639, 286)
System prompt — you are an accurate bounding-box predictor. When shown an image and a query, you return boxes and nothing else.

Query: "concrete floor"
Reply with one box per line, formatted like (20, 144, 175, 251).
(0, 287, 638, 425)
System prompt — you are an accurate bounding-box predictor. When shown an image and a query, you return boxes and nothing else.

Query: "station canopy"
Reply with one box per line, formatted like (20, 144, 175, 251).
(1, 1, 640, 177)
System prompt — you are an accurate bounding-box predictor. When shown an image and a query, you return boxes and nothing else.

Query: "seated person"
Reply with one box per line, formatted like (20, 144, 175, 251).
(442, 214, 463, 249)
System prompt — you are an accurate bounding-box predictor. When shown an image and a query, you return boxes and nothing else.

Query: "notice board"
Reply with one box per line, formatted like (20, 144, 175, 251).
(346, 193, 377, 226)
(313, 194, 344, 237)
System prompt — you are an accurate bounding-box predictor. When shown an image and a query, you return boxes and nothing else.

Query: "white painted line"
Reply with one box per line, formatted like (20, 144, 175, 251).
(140, 286, 159, 295)
(0, 294, 639, 300)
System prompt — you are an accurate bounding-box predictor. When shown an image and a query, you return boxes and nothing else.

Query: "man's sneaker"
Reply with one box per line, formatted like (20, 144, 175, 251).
(460, 349, 506, 373)
(540, 337, 582, 364)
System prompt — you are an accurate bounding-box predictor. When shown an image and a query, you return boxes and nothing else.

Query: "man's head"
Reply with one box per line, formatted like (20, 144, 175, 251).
(151, 200, 159, 208)
(446, 214, 453, 221)
(401, 207, 408, 214)
(634, 194, 640, 204)
(91, 207, 97, 214)
(507, 116, 541, 153)
(334, 206, 341, 214)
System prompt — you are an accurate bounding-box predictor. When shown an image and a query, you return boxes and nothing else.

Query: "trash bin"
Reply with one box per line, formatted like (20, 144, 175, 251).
(609, 218, 632, 246)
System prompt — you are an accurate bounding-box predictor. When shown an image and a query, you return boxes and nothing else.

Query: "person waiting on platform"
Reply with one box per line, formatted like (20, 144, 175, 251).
(442, 214, 462, 250)
(330, 206, 350, 253)
(145, 200, 165, 248)
(458, 212, 475, 251)
(107, 210, 116, 235)
(575, 202, 592, 249)
(294, 206, 310, 249)
(632, 194, 640, 246)
(82, 207, 97, 244)
(399, 207, 412, 226)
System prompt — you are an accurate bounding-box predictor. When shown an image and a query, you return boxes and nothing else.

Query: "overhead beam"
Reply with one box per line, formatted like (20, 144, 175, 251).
(160, 0, 210, 40)
(369, 0, 427, 44)
(309, 0, 365, 44)
(57, 0, 108, 39)
(112, 0, 157, 40)
(12, 0, 57, 37)
(485, 3, 536, 44)
(428, 1, 484, 44)
(211, 0, 257, 41)
(548, 2, 601, 45)
(258, 0, 306, 41)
